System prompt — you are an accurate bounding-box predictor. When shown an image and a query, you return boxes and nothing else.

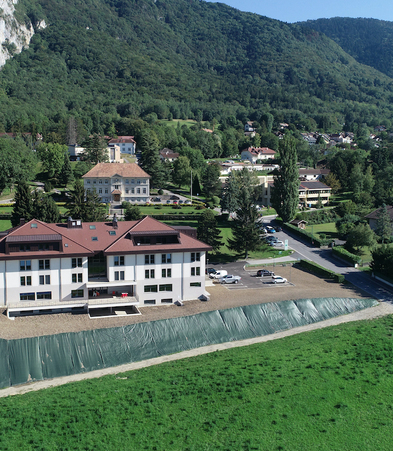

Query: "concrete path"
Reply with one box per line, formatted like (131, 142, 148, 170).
(1, 301, 392, 398)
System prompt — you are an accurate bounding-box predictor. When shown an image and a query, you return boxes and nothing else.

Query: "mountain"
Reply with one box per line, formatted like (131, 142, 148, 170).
(301, 17, 393, 79)
(1, 0, 393, 135)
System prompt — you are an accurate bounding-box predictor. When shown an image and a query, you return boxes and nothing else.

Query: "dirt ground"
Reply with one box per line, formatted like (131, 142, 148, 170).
(0, 266, 372, 340)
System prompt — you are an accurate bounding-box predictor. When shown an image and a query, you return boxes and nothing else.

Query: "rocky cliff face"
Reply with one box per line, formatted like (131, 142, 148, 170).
(0, 0, 39, 67)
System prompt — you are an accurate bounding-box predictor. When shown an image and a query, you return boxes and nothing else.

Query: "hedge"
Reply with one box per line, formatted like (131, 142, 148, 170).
(332, 246, 362, 266)
(298, 259, 345, 283)
(150, 214, 201, 221)
(284, 223, 333, 248)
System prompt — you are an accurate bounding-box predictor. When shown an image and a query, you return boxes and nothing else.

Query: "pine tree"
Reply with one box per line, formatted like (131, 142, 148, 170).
(59, 151, 74, 187)
(139, 130, 165, 188)
(197, 209, 222, 251)
(34, 193, 60, 223)
(82, 134, 108, 164)
(84, 189, 106, 222)
(201, 163, 221, 198)
(271, 136, 299, 222)
(11, 182, 33, 227)
(124, 205, 142, 221)
(228, 190, 261, 259)
(67, 180, 86, 220)
(376, 204, 393, 243)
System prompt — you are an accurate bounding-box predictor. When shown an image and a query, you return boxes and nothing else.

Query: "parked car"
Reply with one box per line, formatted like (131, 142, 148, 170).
(272, 275, 287, 284)
(274, 226, 282, 232)
(266, 226, 276, 233)
(210, 270, 228, 279)
(166, 200, 171, 204)
(270, 240, 284, 246)
(265, 236, 278, 243)
(206, 268, 216, 276)
(179, 200, 184, 204)
(219, 274, 241, 284)
(257, 269, 274, 277)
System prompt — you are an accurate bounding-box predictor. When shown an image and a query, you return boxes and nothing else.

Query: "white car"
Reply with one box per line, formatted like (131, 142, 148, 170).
(272, 275, 288, 284)
(219, 274, 241, 284)
(270, 240, 284, 246)
(210, 270, 228, 279)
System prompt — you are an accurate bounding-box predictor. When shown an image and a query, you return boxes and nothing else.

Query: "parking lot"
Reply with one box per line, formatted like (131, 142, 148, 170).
(209, 263, 294, 290)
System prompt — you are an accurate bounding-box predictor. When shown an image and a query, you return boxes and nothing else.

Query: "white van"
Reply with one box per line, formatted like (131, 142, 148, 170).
(210, 270, 228, 279)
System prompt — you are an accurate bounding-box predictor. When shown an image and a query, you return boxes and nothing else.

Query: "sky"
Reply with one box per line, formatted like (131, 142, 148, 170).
(205, 0, 393, 23)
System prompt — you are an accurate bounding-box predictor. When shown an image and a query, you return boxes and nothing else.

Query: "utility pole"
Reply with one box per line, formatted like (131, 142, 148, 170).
(190, 168, 193, 204)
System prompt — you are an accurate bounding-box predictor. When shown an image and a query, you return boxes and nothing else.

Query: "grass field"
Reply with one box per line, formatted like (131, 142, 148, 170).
(305, 222, 339, 240)
(2, 316, 393, 450)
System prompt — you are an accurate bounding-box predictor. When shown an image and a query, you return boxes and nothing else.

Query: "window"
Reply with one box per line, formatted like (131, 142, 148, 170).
(72, 273, 83, 283)
(20, 260, 31, 271)
(92, 237, 98, 241)
(19, 244, 31, 251)
(39, 259, 50, 270)
(145, 255, 155, 264)
(131, 179, 135, 184)
(161, 298, 173, 304)
(191, 267, 200, 276)
(144, 299, 156, 305)
(39, 244, 49, 251)
(114, 185, 120, 190)
(131, 188, 135, 194)
(125, 188, 129, 194)
(87, 180, 90, 184)
(125, 179, 129, 184)
(190, 282, 202, 287)
(37, 292, 51, 300)
(93, 180, 96, 184)
(162, 268, 172, 278)
(105, 188, 109, 194)
(114, 256, 124, 266)
(162, 253, 172, 264)
(20, 293, 35, 301)
(39, 275, 51, 285)
(145, 269, 155, 279)
(105, 179, 109, 184)
(71, 289, 84, 298)
(20, 276, 31, 286)
(191, 252, 200, 262)
(144, 285, 158, 293)
(137, 180, 141, 184)
(109, 231, 116, 236)
(143, 188, 147, 194)
(159, 284, 172, 292)
(99, 189, 102, 194)
(115, 271, 125, 281)
(72, 258, 82, 268)
(137, 188, 140, 194)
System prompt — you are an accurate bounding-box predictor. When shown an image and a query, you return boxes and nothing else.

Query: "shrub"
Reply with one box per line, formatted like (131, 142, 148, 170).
(298, 259, 345, 283)
(333, 246, 362, 266)
(158, 189, 164, 195)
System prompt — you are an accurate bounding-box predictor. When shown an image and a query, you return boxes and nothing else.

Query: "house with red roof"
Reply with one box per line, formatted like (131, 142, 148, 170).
(82, 163, 150, 204)
(108, 136, 136, 155)
(0, 216, 211, 318)
(241, 147, 276, 163)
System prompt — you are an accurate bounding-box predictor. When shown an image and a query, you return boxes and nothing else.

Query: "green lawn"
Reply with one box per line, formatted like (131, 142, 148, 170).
(2, 316, 393, 450)
(305, 222, 339, 240)
(0, 220, 11, 231)
(158, 119, 197, 128)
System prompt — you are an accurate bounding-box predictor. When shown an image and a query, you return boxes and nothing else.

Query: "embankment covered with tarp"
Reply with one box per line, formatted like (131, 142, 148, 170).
(0, 297, 378, 389)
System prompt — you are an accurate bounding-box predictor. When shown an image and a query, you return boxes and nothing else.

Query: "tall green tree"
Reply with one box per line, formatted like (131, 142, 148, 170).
(172, 156, 191, 188)
(139, 130, 166, 188)
(201, 163, 221, 199)
(228, 190, 261, 259)
(59, 151, 74, 187)
(33, 191, 60, 223)
(37, 143, 67, 180)
(11, 182, 33, 227)
(371, 245, 393, 277)
(375, 204, 392, 243)
(84, 189, 106, 222)
(82, 134, 108, 165)
(271, 136, 299, 222)
(67, 180, 86, 220)
(197, 209, 222, 252)
(124, 204, 142, 221)
(345, 223, 377, 254)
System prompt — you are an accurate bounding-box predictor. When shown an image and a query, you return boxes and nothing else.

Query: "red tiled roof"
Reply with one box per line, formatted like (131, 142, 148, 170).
(242, 147, 276, 156)
(108, 136, 136, 144)
(82, 163, 150, 178)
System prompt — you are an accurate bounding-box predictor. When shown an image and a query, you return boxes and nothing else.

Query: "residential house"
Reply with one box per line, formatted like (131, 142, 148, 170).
(159, 148, 179, 162)
(82, 163, 150, 204)
(299, 168, 330, 181)
(0, 216, 211, 317)
(241, 147, 276, 163)
(108, 136, 136, 155)
(298, 181, 332, 207)
(365, 205, 393, 231)
(244, 121, 255, 132)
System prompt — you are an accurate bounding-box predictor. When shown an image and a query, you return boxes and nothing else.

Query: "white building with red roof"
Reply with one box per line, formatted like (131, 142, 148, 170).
(241, 147, 276, 163)
(108, 136, 136, 155)
(82, 163, 150, 204)
(0, 216, 211, 318)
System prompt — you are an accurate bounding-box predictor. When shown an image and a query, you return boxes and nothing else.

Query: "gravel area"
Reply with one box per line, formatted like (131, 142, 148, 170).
(0, 266, 373, 340)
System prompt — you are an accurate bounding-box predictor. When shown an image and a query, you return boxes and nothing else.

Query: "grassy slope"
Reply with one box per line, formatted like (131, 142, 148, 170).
(1, 316, 393, 450)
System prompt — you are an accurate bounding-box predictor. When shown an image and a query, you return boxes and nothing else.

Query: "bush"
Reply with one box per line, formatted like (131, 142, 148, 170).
(158, 189, 164, 195)
(154, 205, 162, 209)
(44, 181, 52, 193)
(333, 246, 362, 266)
(284, 223, 332, 247)
(195, 205, 205, 210)
(298, 260, 345, 283)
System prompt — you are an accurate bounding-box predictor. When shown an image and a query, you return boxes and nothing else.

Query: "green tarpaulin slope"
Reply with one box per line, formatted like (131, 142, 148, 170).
(0, 298, 379, 388)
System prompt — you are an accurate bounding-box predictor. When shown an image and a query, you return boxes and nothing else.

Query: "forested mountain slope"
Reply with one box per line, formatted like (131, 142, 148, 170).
(302, 18, 393, 79)
(1, 0, 393, 135)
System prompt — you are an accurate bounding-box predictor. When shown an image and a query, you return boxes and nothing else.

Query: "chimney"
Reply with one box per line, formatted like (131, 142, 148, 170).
(20, 218, 26, 226)
(112, 213, 118, 229)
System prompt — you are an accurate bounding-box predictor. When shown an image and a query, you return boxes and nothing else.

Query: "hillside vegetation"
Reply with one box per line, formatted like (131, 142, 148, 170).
(1, 0, 393, 135)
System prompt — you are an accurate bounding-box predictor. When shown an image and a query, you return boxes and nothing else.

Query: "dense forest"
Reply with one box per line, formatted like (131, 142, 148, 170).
(1, 0, 393, 137)
(302, 17, 393, 80)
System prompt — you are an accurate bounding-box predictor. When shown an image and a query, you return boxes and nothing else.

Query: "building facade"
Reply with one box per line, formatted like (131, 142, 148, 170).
(0, 217, 211, 317)
(107, 136, 136, 155)
(83, 163, 150, 204)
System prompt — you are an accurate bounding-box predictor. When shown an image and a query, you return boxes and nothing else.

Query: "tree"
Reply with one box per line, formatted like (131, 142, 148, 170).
(323, 172, 341, 194)
(124, 204, 142, 221)
(201, 163, 221, 199)
(345, 223, 377, 254)
(67, 180, 86, 220)
(84, 189, 106, 222)
(370, 245, 393, 277)
(82, 134, 108, 165)
(375, 204, 392, 243)
(59, 151, 74, 187)
(197, 209, 222, 251)
(271, 136, 299, 222)
(227, 190, 261, 259)
(336, 214, 361, 239)
(172, 156, 191, 188)
(139, 130, 166, 188)
(33, 191, 60, 223)
(11, 182, 33, 227)
(221, 168, 259, 213)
